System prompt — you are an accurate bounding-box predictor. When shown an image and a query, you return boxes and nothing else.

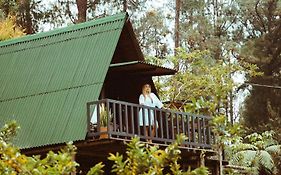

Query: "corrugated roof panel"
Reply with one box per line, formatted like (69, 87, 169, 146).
(0, 20, 124, 101)
(0, 84, 102, 148)
(0, 13, 127, 148)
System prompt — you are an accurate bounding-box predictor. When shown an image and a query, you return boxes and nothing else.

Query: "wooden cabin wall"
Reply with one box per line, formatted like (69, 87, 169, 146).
(103, 74, 158, 104)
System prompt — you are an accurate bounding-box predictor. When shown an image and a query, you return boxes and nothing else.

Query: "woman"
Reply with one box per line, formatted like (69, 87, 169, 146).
(139, 84, 163, 141)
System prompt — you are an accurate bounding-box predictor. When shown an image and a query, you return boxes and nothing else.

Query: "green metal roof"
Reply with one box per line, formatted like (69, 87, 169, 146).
(0, 13, 127, 148)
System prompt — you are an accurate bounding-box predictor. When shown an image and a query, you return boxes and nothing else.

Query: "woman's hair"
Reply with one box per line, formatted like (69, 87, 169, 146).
(142, 84, 151, 95)
(142, 84, 153, 102)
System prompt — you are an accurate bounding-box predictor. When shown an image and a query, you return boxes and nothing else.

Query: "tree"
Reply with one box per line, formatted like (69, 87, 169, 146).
(237, 0, 281, 140)
(0, 121, 78, 174)
(160, 49, 260, 175)
(0, 0, 18, 17)
(174, 0, 181, 55)
(211, 115, 243, 175)
(0, 15, 25, 41)
(134, 9, 171, 58)
(0, 0, 45, 34)
(154, 0, 255, 122)
(44, 0, 147, 26)
(76, 0, 87, 23)
(165, 49, 260, 116)
(17, 0, 33, 34)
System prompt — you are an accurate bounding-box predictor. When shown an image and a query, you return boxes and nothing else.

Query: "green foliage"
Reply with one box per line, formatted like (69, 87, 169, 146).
(86, 162, 104, 175)
(211, 116, 281, 175)
(108, 135, 209, 175)
(167, 49, 260, 116)
(0, 121, 79, 174)
(0, 0, 18, 17)
(0, 120, 19, 142)
(135, 9, 171, 57)
(1, 121, 209, 175)
(178, 0, 242, 64)
(0, 15, 25, 41)
(228, 131, 281, 175)
(211, 115, 243, 149)
(238, 0, 281, 146)
(99, 104, 113, 127)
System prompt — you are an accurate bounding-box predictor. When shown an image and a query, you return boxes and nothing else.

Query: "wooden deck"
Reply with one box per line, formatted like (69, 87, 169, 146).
(87, 99, 215, 150)
(23, 102, 220, 175)
(75, 138, 220, 174)
(22, 138, 221, 175)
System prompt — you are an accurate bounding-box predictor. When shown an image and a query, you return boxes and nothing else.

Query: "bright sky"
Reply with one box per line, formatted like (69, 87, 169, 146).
(41, 0, 170, 31)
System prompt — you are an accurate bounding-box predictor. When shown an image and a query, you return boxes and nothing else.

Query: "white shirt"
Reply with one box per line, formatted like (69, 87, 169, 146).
(139, 92, 163, 108)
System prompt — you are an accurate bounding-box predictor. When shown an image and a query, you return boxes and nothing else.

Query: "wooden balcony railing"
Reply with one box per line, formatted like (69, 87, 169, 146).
(87, 99, 215, 149)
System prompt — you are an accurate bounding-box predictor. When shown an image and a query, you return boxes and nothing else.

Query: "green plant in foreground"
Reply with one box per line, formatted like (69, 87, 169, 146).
(1, 121, 209, 175)
(229, 131, 281, 175)
(108, 135, 209, 175)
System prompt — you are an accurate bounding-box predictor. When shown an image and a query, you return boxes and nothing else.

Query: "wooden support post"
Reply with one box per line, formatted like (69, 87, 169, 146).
(200, 151, 205, 167)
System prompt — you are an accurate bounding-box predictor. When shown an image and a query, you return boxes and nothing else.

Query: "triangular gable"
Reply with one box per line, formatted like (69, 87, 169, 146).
(0, 13, 127, 148)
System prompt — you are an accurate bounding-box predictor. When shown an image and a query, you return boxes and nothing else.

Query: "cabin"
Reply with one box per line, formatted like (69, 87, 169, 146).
(0, 13, 222, 174)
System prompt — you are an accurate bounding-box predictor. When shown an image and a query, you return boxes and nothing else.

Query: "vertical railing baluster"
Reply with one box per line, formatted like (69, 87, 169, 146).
(131, 105, 134, 135)
(142, 106, 146, 138)
(187, 114, 190, 143)
(154, 109, 158, 138)
(176, 113, 180, 135)
(192, 115, 196, 143)
(197, 117, 201, 144)
(106, 100, 110, 129)
(125, 104, 128, 134)
(137, 106, 140, 136)
(171, 112, 174, 140)
(113, 102, 116, 132)
(148, 107, 152, 138)
(202, 118, 206, 145)
(165, 111, 169, 140)
(106, 100, 110, 138)
(97, 103, 101, 133)
(181, 114, 185, 135)
(207, 118, 211, 145)
(159, 110, 163, 139)
(119, 103, 122, 132)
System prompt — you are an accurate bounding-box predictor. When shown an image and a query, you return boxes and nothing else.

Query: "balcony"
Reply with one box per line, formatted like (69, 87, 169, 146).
(86, 99, 215, 149)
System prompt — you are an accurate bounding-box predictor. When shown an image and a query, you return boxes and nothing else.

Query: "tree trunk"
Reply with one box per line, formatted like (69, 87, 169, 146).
(2, 0, 11, 17)
(218, 146, 223, 175)
(123, 0, 128, 12)
(18, 0, 33, 34)
(174, 0, 180, 55)
(199, 152, 205, 166)
(229, 91, 234, 124)
(76, 0, 87, 23)
(24, 1, 32, 34)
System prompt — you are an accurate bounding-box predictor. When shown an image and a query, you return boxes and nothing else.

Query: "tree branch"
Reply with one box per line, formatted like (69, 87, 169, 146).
(255, 0, 267, 34)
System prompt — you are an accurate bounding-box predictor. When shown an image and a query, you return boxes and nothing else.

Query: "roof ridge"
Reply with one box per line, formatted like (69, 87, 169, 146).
(110, 60, 176, 71)
(0, 27, 121, 56)
(0, 13, 127, 48)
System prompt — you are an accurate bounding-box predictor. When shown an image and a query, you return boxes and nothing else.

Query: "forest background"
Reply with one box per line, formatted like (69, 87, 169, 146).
(0, 0, 281, 174)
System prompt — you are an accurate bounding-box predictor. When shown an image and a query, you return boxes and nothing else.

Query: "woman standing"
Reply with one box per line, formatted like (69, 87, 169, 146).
(139, 84, 163, 141)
